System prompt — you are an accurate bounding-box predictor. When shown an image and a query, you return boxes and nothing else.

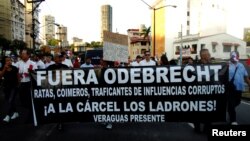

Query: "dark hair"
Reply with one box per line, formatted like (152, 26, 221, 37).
(199, 48, 209, 56)
(61, 51, 66, 56)
(144, 50, 150, 54)
(169, 59, 177, 65)
(1, 56, 11, 68)
(160, 54, 169, 65)
(21, 49, 31, 56)
(136, 55, 142, 59)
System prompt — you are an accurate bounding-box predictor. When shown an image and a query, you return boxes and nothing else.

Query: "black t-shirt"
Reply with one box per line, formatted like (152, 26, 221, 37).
(46, 63, 69, 70)
(3, 65, 19, 87)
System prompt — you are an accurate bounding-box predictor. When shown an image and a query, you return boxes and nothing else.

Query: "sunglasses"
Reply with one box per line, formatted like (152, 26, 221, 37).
(145, 54, 150, 56)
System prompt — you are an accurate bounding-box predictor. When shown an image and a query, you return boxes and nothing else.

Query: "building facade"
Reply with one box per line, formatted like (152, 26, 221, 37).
(152, 0, 227, 60)
(11, 0, 25, 41)
(56, 25, 69, 48)
(42, 15, 55, 45)
(101, 5, 112, 41)
(173, 33, 247, 61)
(0, 0, 12, 40)
(72, 37, 85, 52)
(0, 0, 25, 41)
(127, 26, 151, 60)
(186, 0, 226, 36)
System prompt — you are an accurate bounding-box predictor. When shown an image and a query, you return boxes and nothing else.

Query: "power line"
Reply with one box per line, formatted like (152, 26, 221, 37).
(45, 0, 54, 15)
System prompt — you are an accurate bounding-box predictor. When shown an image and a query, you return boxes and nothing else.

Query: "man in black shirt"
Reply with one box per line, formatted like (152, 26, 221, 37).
(193, 49, 211, 133)
(47, 54, 68, 131)
(47, 54, 68, 70)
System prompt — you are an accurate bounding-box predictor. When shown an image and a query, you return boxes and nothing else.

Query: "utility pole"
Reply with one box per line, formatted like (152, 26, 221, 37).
(140, 0, 176, 56)
(27, 0, 45, 50)
(180, 24, 183, 65)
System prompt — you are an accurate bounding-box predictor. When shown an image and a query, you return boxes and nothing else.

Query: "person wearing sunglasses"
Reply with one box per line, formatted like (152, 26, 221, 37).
(139, 51, 156, 66)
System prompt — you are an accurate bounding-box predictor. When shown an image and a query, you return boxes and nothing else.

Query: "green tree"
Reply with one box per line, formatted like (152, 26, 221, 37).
(90, 41, 103, 48)
(141, 26, 151, 39)
(47, 38, 59, 46)
(85, 42, 91, 47)
(0, 37, 11, 50)
(10, 39, 27, 53)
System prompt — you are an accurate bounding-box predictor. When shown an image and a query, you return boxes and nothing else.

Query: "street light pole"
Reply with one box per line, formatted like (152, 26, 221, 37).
(140, 0, 176, 56)
(180, 24, 183, 65)
(153, 8, 156, 56)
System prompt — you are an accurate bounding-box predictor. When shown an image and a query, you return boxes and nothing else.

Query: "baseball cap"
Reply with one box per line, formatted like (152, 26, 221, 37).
(230, 51, 239, 62)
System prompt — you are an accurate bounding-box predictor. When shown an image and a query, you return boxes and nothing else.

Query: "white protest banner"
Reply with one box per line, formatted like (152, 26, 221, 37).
(103, 31, 128, 63)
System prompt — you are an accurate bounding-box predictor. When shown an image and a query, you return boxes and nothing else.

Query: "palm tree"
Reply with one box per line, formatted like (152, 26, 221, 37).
(142, 26, 151, 39)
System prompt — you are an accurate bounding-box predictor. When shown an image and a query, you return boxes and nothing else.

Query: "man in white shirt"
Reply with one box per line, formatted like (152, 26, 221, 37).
(130, 55, 142, 66)
(80, 57, 94, 68)
(18, 49, 37, 123)
(45, 55, 55, 68)
(61, 51, 73, 68)
(139, 51, 156, 66)
(34, 54, 45, 69)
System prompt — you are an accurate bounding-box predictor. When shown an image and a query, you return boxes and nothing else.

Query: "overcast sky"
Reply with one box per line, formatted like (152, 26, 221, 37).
(21, 0, 250, 43)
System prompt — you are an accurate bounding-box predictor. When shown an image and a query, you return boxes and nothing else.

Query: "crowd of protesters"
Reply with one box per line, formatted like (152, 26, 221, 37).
(0, 48, 249, 133)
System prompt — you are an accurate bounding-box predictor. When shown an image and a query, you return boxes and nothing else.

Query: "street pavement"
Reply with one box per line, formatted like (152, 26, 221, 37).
(0, 91, 250, 141)
(0, 122, 207, 141)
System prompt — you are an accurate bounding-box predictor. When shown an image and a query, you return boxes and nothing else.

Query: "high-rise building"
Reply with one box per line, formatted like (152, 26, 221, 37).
(0, 0, 12, 40)
(42, 15, 55, 45)
(56, 25, 69, 48)
(186, 0, 226, 36)
(151, 0, 227, 59)
(101, 5, 112, 41)
(11, 0, 25, 41)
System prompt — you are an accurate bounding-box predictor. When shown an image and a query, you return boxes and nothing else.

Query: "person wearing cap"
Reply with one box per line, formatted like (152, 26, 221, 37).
(130, 55, 142, 66)
(228, 51, 250, 125)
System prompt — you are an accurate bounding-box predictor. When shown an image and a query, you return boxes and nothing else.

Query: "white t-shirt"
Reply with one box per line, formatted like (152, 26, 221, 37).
(139, 59, 156, 66)
(18, 59, 38, 82)
(45, 61, 55, 68)
(12, 61, 19, 68)
(130, 61, 140, 66)
(62, 59, 73, 68)
(80, 63, 94, 68)
(36, 60, 46, 69)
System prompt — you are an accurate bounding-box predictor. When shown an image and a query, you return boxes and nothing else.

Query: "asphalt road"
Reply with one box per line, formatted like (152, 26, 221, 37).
(0, 94, 250, 141)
